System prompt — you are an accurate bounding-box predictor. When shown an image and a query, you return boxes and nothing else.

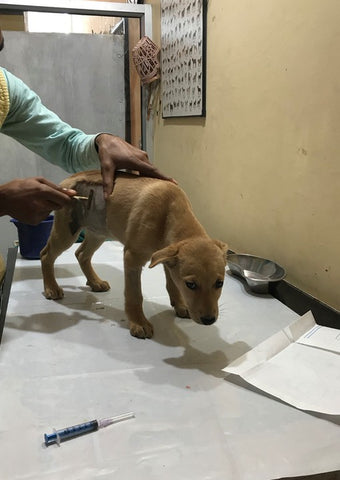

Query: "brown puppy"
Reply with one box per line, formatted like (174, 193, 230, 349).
(41, 171, 228, 339)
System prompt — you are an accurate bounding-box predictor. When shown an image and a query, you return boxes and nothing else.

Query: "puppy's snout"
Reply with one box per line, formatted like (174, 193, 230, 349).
(200, 316, 216, 326)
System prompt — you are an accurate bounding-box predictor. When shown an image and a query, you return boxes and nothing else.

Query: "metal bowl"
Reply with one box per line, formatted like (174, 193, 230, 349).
(227, 253, 286, 293)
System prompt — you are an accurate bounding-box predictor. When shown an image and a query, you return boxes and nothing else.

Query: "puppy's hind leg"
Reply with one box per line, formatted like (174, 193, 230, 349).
(41, 213, 80, 300)
(75, 230, 110, 292)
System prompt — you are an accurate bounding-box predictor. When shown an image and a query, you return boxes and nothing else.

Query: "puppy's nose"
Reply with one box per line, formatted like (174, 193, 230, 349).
(200, 316, 216, 325)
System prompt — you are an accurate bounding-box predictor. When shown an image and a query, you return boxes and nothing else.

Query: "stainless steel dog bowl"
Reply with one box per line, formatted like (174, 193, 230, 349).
(227, 253, 286, 293)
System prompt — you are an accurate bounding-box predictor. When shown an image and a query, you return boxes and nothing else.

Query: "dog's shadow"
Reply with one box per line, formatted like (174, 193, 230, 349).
(5, 285, 127, 335)
(6, 263, 249, 381)
(6, 294, 248, 381)
(146, 308, 249, 379)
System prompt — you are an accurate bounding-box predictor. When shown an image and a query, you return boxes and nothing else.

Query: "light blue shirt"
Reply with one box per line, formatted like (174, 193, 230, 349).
(0, 66, 100, 173)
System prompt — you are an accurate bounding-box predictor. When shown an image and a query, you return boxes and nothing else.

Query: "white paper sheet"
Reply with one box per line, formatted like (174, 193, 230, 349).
(223, 311, 340, 415)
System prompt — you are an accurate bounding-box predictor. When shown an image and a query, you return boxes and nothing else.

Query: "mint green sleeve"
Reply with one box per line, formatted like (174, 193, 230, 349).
(0, 68, 100, 173)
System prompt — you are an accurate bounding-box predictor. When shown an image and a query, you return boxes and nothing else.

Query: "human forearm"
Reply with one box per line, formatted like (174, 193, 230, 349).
(1, 67, 175, 200)
(1, 68, 100, 173)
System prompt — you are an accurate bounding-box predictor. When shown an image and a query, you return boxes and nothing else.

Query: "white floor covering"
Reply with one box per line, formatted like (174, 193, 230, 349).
(0, 241, 339, 479)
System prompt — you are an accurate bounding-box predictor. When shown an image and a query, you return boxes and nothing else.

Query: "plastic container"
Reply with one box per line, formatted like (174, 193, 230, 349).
(10, 215, 54, 260)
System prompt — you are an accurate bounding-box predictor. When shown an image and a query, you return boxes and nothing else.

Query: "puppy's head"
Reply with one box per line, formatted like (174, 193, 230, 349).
(149, 238, 228, 326)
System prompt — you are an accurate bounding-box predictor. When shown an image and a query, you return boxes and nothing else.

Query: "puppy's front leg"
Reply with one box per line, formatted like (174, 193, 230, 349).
(124, 249, 153, 339)
(164, 266, 190, 318)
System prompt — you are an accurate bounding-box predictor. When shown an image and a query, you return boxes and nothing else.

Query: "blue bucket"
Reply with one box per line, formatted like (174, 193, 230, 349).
(10, 215, 54, 260)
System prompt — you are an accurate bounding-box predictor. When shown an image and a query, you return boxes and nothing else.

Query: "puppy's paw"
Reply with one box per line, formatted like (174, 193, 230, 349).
(129, 320, 154, 339)
(44, 286, 64, 300)
(87, 280, 110, 292)
(174, 305, 191, 318)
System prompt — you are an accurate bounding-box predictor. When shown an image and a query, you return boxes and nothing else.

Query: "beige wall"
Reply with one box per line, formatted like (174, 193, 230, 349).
(148, 0, 340, 311)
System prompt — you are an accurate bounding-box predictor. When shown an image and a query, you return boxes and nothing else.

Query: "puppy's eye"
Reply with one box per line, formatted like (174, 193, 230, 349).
(215, 279, 224, 289)
(185, 281, 197, 290)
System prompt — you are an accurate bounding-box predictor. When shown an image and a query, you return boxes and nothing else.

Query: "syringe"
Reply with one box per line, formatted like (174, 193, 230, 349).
(44, 412, 135, 446)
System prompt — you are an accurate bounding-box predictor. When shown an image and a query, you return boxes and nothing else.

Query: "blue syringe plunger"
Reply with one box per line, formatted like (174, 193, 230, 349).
(44, 412, 135, 446)
(44, 420, 98, 446)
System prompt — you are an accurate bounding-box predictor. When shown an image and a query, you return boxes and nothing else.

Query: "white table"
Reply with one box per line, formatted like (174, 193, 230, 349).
(1, 241, 339, 480)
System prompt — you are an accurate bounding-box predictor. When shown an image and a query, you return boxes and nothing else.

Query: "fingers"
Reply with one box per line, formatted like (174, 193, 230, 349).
(135, 162, 177, 184)
(0, 176, 83, 226)
(3, 178, 78, 225)
(101, 159, 176, 198)
(36, 177, 77, 197)
(61, 187, 78, 197)
(96, 134, 177, 191)
(100, 154, 116, 199)
(34, 179, 76, 206)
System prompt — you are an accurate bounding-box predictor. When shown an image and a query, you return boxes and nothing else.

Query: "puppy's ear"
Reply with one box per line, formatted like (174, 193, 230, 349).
(149, 244, 179, 268)
(214, 240, 229, 259)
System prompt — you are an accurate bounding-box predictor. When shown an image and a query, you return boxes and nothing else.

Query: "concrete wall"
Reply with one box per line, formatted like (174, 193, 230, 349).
(148, 0, 340, 310)
(0, 31, 124, 256)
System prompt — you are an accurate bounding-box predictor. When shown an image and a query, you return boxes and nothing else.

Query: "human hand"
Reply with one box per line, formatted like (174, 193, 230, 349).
(0, 177, 76, 225)
(95, 134, 176, 199)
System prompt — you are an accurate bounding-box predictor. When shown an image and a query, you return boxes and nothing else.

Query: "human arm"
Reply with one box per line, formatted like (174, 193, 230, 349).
(1, 67, 175, 198)
(0, 177, 76, 225)
(0, 67, 99, 173)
